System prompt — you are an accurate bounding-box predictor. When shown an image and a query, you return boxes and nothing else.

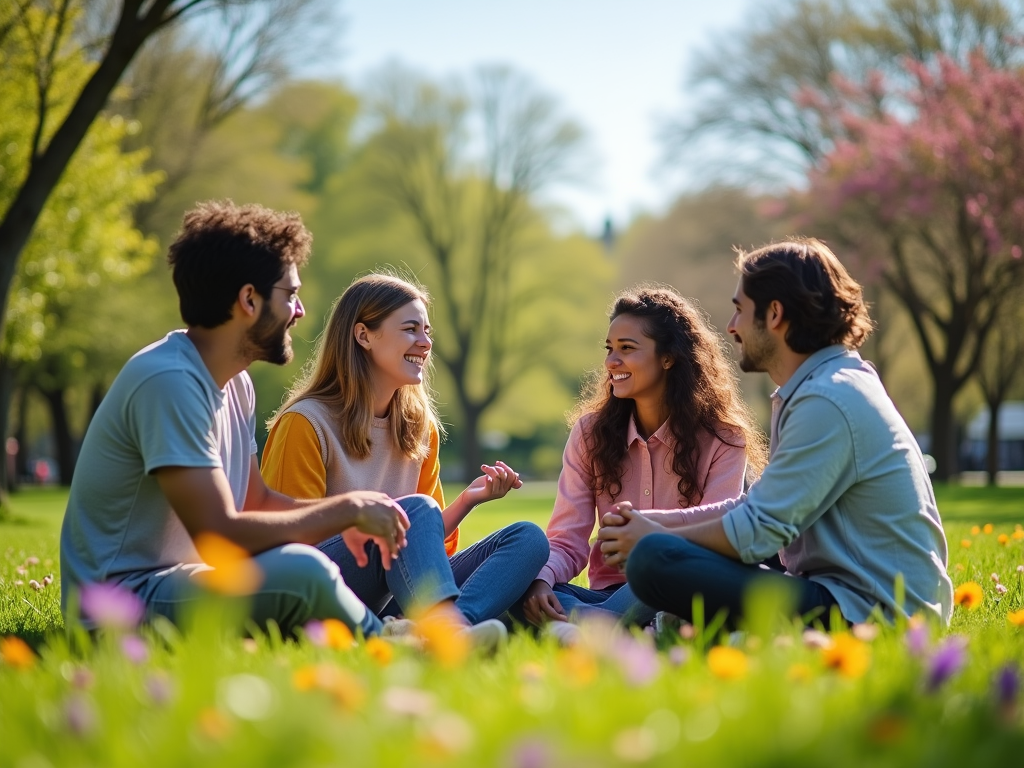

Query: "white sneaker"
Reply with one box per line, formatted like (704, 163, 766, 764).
(541, 620, 582, 647)
(381, 616, 417, 638)
(460, 619, 508, 654)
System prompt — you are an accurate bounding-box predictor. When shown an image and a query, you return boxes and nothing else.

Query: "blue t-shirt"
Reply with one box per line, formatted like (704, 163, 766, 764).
(60, 331, 257, 612)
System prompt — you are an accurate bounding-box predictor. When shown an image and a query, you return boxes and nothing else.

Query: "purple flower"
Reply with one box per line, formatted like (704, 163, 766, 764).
(614, 637, 660, 687)
(303, 620, 327, 647)
(926, 636, 968, 692)
(994, 664, 1020, 708)
(506, 737, 552, 768)
(80, 582, 144, 631)
(64, 693, 97, 736)
(905, 623, 930, 657)
(145, 672, 175, 706)
(69, 666, 95, 689)
(120, 634, 149, 664)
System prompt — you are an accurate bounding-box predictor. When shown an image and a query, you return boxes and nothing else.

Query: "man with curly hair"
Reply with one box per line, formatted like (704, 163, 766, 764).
(61, 201, 409, 637)
(599, 238, 953, 627)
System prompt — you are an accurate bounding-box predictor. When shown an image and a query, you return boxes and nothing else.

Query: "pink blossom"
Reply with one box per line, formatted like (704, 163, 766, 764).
(997, 584, 1008, 595)
(614, 637, 660, 687)
(120, 634, 149, 664)
(80, 582, 144, 631)
(64, 694, 97, 736)
(25, 557, 39, 566)
(28, 580, 42, 591)
(144, 672, 174, 706)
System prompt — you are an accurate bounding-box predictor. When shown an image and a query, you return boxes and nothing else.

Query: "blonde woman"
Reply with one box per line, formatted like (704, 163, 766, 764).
(262, 274, 548, 641)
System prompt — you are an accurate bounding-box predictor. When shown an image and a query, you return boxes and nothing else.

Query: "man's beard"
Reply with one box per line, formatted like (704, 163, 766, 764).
(244, 303, 293, 365)
(736, 321, 773, 373)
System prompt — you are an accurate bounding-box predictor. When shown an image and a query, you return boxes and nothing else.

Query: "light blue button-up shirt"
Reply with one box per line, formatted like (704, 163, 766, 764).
(716, 345, 952, 624)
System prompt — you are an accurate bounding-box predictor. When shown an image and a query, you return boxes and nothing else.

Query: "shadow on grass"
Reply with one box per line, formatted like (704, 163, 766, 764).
(934, 483, 1024, 524)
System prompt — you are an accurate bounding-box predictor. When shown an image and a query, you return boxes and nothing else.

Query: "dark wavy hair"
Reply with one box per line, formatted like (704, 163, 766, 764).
(573, 286, 767, 506)
(167, 200, 312, 328)
(737, 238, 873, 353)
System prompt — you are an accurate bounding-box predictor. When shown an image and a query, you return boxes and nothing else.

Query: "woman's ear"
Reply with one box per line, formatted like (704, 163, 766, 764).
(662, 356, 673, 370)
(354, 323, 372, 351)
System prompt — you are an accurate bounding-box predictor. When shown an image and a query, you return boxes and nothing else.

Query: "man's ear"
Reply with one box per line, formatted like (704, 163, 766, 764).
(236, 284, 259, 319)
(766, 300, 785, 331)
(354, 322, 372, 351)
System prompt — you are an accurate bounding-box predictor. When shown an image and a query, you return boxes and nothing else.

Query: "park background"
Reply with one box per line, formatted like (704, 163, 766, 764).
(4, 0, 1024, 501)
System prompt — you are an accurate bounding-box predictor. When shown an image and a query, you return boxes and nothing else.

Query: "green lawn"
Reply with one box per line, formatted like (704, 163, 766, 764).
(3, 484, 1024, 766)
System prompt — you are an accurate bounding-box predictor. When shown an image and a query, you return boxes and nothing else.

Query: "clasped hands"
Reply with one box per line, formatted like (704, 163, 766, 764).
(597, 502, 668, 572)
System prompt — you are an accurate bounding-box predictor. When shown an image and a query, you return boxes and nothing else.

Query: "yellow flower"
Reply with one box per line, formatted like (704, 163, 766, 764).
(1008, 610, 1024, 627)
(1, 636, 35, 669)
(1013, 530, 1024, 540)
(707, 645, 748, 680)
(197, 707, 233, 740)
(954, 563, 966, 572)
(971, 526, 981, 535)
(194, 532, 263, 596)
(984, 523, 994, 534)
(365, 637, 393, 666)
(960, 539, 972, 549)
(413, 605, 469, 668)
(292, 663, 366, 710)
(821, 633, 870, 678)
(322, 619, 355, 650)
(953, 581, 984, 610)
(559, 647, 598, 687)
(999, 534, 1010, 545)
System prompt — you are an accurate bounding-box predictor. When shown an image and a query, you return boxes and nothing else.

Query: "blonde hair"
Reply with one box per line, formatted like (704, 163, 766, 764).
(270, 273, 440, 460)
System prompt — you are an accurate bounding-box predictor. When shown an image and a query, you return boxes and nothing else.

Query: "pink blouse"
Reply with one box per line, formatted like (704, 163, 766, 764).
(537, 414, 748, 591)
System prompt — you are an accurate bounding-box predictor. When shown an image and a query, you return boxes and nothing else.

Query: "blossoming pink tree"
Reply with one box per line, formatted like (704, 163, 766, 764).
(805, 53, 1024, 480)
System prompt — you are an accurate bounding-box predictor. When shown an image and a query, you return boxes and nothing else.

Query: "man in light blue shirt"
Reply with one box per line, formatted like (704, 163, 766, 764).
(598, 238, 953, 625)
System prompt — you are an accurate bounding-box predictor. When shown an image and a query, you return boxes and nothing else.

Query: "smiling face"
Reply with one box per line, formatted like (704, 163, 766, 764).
(360, 299, 432, 393)
(727, 278, 774, 373)
(604, 313, 672, 406)
(245, 264, 304, 365)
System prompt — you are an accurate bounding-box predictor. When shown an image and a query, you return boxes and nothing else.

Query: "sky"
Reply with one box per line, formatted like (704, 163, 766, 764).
(325, 0, 755, 234)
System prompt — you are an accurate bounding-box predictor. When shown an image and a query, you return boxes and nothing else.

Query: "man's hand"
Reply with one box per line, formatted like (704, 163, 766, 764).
(461, 460, 523, 508)
(597, 502, 668, 571)
(521, 579, 568, 625)
(341, 491, 410, 567)
(341, 527, 404, 571)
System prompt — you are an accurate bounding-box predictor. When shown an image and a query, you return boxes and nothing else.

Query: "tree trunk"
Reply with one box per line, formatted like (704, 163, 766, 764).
(0, 358, 13, 519)
(13, 384, 28, 488)
(929, 372, 958, 482)
(460, 405, 485, 484)
(40, 386, 75, 486)
(986, 399, 1001, 486)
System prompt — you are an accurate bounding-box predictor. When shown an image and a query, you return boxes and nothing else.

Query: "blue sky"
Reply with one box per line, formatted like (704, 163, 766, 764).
(324, 0, 755, 233)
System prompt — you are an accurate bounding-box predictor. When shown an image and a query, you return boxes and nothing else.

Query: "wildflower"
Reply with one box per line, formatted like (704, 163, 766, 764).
(68, 666, 95, 689)
(519, 662, 545, 682)
(194, 533, 263, 596)
(418, 712, 474, 758)
(984, 524, 994, 534)
(13, 580, 22, 587)
(997, 584, 1008, 595)
(611, 726, 657, 763)
(241, 638, 259, 654)
(953, 582, 984, 610)
(678, 623, 696, 641)
(802, 629, 833, 650)
(999, 534, 1010, 546)
(707, 645, 748, 680)
(926, 636, 967, 692)
(219, 674, 274, 721)
(382, 686, 435, 718)
(28, 579, 42, 591)
(1013, 531, 1024, 540)
(292, 663, 366, 710)
(559, 647, 598, 687)
(507, 737, 553, 768)
(197, 707, 234, 740)
(1018, 565, 1024, 574)
(615, 637, 660, 687)
(80, 582, 144, 631)
(960, 539, 972, 548)
(821, 633, 871, 679)
(365, 637, 393, 666)
(120, 634, 149, 664)
(64, 693, 97, 737)
(954, 564, 965, 572)
(970, 525, 980, 535)
(145, 672, 174, 706)
(991, 573, 1001, 583)
(786, 662, 813, 682)
(1, 636, 35, 669)
(1007, 610, 1024, 627)
(905, 620, 930, 657)
(15, 566, 27, 576)
(42, 574, 53, 586)
(668, 645, 689, 667)
(852, 623, 880, 642)
(994, 664, 1020, 712)
(25, 556, 40, 566)
(414, 605, 469, 668)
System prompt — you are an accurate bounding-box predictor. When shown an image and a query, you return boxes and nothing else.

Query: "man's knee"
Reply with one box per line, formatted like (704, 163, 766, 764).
(626, 534, 699, 600)
(258, 543, 341, 595)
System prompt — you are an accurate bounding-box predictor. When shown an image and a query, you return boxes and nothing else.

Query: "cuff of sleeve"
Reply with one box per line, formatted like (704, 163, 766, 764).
(537, 566, 557, 587)
(721, 508, 756, 564)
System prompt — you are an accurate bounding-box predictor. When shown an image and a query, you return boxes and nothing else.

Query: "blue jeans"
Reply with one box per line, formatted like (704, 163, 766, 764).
(317, 494, 550, 625)
(553, 582, 656, 626)
(134, 543, 382, 637)
(626, 534, 840, 627)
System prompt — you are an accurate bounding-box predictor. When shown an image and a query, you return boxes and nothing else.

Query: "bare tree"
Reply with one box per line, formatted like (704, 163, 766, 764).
(361, 64, 588, 476)
(977, 299, 1024, 485)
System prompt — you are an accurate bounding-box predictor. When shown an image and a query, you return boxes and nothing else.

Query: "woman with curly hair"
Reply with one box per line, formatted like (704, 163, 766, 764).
(519, 285, 766, 638)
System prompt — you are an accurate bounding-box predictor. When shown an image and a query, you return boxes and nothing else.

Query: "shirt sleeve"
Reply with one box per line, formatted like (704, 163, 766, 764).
(721, 394, 856, 563)
(537, 421, 597, 587)
(128, 371, 221, 475)
(416, 422, 458, 556)
(260, 412, 327, 500)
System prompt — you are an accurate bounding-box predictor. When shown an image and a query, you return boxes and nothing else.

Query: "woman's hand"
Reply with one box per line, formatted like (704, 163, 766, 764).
(597, 502, 667, 571)
(522, 579, 568, 625)
(460, 460, 523, 507)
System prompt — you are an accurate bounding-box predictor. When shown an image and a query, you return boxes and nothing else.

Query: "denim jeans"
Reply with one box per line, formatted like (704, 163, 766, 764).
(134, 543, 383, 637)
(626, 534, 840, 627)
(317, 494, 550, 625)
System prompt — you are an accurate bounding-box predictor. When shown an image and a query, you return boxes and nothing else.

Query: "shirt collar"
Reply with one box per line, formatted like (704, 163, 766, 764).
(775, 344, 853, 403)
(625, 414, 675, 447)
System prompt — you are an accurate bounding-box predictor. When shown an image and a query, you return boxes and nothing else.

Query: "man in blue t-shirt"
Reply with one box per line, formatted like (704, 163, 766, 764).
(598, 238, 952, 626)
(60, 201, 410, 636)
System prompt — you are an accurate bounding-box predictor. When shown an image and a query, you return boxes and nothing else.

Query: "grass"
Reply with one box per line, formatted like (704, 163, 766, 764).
(2, 484, 1024, 766)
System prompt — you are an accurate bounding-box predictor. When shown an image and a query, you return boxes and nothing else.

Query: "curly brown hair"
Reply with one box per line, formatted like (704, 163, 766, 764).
(167, 200, 312, 328)
(572, 286, 767, 506)
(736, 237, 874, 353)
